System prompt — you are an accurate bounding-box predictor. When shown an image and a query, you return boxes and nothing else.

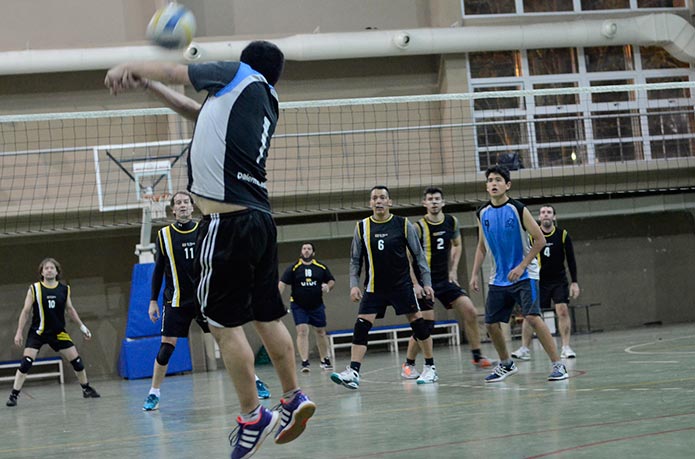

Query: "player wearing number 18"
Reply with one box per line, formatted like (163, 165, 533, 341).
(7, 258, 99, 407)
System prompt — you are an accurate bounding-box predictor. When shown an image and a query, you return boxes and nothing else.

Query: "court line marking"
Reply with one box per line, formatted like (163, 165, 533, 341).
(625, 334, 695, 355)
(628, 360, 679, 363)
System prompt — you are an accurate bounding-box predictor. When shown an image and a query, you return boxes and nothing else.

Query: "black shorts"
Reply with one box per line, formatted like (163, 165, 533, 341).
(162, 302, 210, 337)
(359, 288, 420, 317)
(419, 280, 468, 311)
(196, 209, 286, 328)
(26, 330, 75, 352)
(485, 279, 541, 324)
(540, 279, 570, 310)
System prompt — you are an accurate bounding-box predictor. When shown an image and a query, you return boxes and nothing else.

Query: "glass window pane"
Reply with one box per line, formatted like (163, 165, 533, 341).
(640, 46, 689, 69)
(581, 0, 630, 10)
(464, 0, 516, 14)
(595, 142, 640, 162)
(650, 139, 694, 159)
(534, 82, 580, 106)
(592, 110, 641, 139)
(535, 115, 585, 143)
(476, 118, 525, 146)
(528, 48, 578, 75)
(538, 146, 586, 166)
(590, 80, 635, 103)
(474, 86, 524, 110)
(523, 0, 574, 12)
(478, 150, 529, 171)
(646, 77, 691, 100)
(585, 46, 634, 72)
(647, 108, 695, 136)
(469, 51, 522, 78)
(638, 0, 686, 7)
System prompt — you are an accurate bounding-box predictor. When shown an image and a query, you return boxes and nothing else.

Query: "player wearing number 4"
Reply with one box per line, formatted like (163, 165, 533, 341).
(470, 166, 568, 383)
(7, 258, 100, 407)
(511, 205, 580, 361)
(402, 187, 493, 380)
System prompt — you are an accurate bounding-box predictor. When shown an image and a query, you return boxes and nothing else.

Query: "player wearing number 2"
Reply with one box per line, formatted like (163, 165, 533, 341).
(7, 258, 100, 407)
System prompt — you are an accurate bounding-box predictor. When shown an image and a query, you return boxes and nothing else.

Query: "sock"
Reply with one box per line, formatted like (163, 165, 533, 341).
(349, 361, 361, 373)
(80, 383, 90, 390)
(255, 375, 260, 382)
(406, 358, 416, 366)
(239, 405, 262, 423)
(281, 388, 301, 400)
(323, 357, 331, 363)
(502, 359, 513, 367)
(11, 389, 20, 396)
(302, 360, 310, 365)
(149, 388, 161, 397)
(472, 349, 482, 361)
(425, 358, 434, 367)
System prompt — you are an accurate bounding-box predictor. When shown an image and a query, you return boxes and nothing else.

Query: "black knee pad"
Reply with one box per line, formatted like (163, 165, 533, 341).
(352, 318, 373, 346)
(425, 319, 435, 333)
(18, 356, 33, 374)
(70, 357, 85, 372)
(156, 343, 176, 366)
(411, 318, 431, 341)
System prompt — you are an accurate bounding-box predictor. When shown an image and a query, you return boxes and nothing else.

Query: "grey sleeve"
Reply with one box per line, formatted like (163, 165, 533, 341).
(407, 221, 431, 287)
(349, 224, 363, 289)
(188, 61, 241, 93)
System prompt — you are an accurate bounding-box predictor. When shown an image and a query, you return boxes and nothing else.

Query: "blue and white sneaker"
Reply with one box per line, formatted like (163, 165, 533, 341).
(143, 394, 160, 411)
(229, 406, 279, 459)
(256, 379, 271, 400)
(548, 362, 569, 381)
(484, 362, 519, 383)
(330, 366, 360, 390)
(274, 391, 316, 444)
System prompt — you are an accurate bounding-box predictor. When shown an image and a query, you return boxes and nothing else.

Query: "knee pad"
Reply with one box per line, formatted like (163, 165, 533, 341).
(425, 319, 435, 333)
(156, 343, 176, 366)
(18, 356, 33, 374)
(410, 318, 431, 341)
(352, 318, 373, 346)
(70, 357, 85, 372)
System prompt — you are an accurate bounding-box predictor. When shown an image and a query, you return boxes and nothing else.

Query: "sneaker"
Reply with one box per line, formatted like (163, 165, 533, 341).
(6, 393, 18, 407)
(330, 366, 360, 390)
(511, 346, 531, 361)
(561, 346, 576, 359)
(256, 379, 271, 400)
(229, 406, 279, 459)
(143, 394, 159, 411)
(400, 363, 421, 380)
(300, 361, 311, 373)
(548, 362, 569, 381)
(274, 391, 316, 444)
(484, 362, 519, 383)
(319, 358, 333, 371)
(82, 385, 101, 398)
(416, 365, 439, 385)
(472, 356, 495, 368)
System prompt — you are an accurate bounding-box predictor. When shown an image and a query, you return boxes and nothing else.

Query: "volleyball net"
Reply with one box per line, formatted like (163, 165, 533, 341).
(1, 81, 694, 236)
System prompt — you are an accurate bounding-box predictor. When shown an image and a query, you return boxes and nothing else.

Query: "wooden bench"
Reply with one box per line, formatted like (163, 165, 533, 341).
(327, 320, 460, 360)
(0, 356, 64, 384)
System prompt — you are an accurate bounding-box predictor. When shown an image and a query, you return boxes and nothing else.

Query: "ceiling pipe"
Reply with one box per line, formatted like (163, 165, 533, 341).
(0, 13, 693, 76)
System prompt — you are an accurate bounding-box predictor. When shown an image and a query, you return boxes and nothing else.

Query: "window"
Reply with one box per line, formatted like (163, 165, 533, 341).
(638, 0, 686, 7)
(463, 0, 516, 15)
(585, 46, 634, 72)
(523, 0, 574, 12)
(640, 46, 690, 70)
(581, 0, 630, 10)
(537, 146, 587, 166)
(533, 82, 580, 106)
(473, 86, 525, 111)
(535, 114, 585, 144)
(469, 51, 522, 78)
(528, 48, 578, 75)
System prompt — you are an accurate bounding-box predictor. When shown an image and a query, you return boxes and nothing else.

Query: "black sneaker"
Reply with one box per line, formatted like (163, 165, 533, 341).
(300, 361, 311, 373)
(83, 386, 101, 398)
(320, 358, 333, 371)
(6, 393, 18, 407)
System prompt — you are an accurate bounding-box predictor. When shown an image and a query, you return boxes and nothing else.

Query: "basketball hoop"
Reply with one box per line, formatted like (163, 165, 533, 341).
(142, 193, 171, 220)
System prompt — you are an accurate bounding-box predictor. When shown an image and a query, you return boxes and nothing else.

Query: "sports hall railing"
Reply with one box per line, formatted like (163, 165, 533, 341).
(1, 81, 694, 236)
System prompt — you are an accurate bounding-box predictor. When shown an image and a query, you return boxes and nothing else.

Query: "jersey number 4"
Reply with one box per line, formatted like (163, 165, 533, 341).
(543, 246, 551, 257)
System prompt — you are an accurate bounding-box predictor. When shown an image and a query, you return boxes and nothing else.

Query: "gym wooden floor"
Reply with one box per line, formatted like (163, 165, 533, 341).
(2, 323, 694, 458)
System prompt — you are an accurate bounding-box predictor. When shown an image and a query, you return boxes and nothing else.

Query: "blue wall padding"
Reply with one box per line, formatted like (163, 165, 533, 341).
(118, 336, 192, 379)
(125, 263, 164, 338)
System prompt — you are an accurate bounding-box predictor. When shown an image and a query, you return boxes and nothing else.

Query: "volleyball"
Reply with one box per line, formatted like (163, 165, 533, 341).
(146, 3, 196, 49)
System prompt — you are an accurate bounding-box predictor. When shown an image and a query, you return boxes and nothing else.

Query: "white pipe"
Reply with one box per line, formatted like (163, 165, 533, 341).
(0, 13, 693, 75)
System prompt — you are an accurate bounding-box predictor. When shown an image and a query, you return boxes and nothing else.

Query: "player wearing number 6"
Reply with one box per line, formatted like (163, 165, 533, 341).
(7, 258, 100, 407)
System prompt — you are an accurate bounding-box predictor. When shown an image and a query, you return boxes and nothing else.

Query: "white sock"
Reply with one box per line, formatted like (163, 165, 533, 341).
(149, 388, 160, 397)
(255, 374, 260, 382)
(240, 405, 261, 423)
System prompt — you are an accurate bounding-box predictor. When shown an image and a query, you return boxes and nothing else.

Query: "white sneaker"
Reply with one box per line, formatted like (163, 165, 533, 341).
(400, 363, 421, 380)
(561, 346, 576, 359)
(511, 346, 531, 360)
(416, 365, 439, 385)
(330, 366, 360, 390)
